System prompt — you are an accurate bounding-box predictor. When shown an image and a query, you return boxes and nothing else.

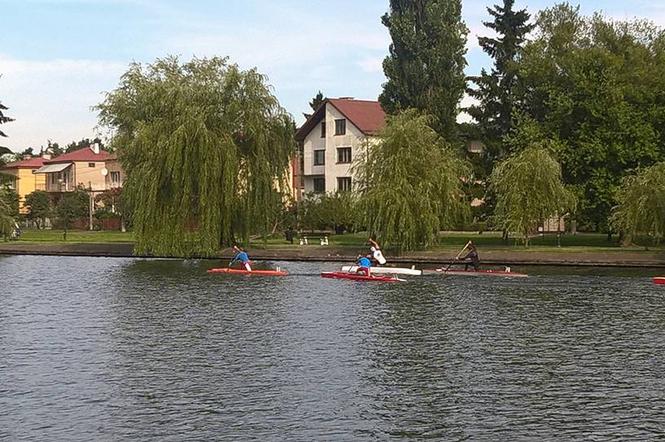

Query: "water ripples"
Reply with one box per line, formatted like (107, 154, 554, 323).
(1, 255, 664, 440)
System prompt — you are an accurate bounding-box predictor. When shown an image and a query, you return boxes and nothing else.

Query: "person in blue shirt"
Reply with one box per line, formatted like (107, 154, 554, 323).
(355, 254, 372, 276)
(230, 245, 252, 272)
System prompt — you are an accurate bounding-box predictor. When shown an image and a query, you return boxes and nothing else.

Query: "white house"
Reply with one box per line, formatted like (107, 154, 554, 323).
(295, 98, 386, 195)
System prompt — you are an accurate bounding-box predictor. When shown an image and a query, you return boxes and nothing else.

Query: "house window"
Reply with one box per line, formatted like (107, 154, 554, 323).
(110, 171, 121, 186)
(337, 147, 352, 164)
(313, 177, 325, 193)
(320, 122, 326, 138)
(337, 177, 352, 192)
(313, 150, 325, 166)
(88, 163, 95, 168)
(335, 119, 346, 135)
(0, 175, 16, 190)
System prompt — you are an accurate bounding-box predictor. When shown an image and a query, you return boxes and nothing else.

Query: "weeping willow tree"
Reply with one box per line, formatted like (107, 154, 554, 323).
(491, 145, 576, 246)
(97, 56, 294, 256)
(353, 110, 469, 252)
(612, 162, 665, 246)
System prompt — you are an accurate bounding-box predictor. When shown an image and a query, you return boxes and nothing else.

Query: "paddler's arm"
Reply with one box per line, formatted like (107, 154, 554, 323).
(228, 252, 239, 267)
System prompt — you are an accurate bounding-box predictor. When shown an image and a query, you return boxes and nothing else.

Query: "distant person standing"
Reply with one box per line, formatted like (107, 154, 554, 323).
(229, 245, 252, 272)
(368, 238, 387, 265)
(457, 241, 480, 271)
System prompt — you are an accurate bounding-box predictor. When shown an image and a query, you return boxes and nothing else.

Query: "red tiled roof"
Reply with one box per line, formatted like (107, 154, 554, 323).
(1, 156, 46, 169)
(295, 98, 386, 141)
(328, 99, 386, 135)
(45, 147, 112, 164)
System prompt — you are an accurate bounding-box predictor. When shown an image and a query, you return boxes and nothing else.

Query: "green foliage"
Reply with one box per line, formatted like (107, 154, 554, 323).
(309, 91, 325, 112)
(353, 110, 469, 251)
(491, 142, 576, 246)
(467, 0, 534, 166)
(517, 5, 665, 230)
(612, 162, 665, 245)
(97, 56, 295, 257)
(46, 140, 64, 157)
(0, 186, 19, 217)
(55, 190, 89, 239)
(25, 190, 52, 229)
(298, 192, 357, 234)
(380, 0, 468, 139)
(0, 100, 14, 139)
(0, 186, 18, 238)
(65, 137, 104, 153)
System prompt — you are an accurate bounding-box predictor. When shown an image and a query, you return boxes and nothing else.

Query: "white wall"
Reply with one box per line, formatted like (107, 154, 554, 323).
(302, 102, 369, 194)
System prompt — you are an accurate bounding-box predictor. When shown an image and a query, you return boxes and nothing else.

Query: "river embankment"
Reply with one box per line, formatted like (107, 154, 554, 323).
(1, 242, 664, 267)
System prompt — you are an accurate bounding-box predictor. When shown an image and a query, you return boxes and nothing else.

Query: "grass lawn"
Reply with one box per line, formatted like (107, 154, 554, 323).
(251, 231, 661, 253)
(14, 228, 661, 254)
(18, 229, 134, 243)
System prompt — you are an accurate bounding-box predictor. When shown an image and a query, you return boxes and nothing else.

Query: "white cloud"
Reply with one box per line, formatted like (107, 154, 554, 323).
(357, 56, 384, 74)
(0, 55, 127, 151)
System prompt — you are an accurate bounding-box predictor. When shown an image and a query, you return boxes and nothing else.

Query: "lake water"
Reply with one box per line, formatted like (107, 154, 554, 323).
(1, 255, 664, 440)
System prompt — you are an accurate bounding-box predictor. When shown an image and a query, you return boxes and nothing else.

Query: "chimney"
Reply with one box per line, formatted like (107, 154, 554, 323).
(24, 154, 32, 160)
(42, 153, 51, 160)
(90, 142, 100, 154)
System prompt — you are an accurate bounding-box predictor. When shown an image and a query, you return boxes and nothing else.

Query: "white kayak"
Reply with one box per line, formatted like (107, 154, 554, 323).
(341, 265, 422, 276)
(427, 267, 528, 278)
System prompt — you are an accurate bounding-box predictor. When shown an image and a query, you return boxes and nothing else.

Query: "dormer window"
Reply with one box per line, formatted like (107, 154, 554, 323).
(335, 119, 346, 135)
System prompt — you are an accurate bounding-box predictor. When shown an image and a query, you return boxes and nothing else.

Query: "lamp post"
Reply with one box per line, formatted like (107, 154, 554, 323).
(88, 181, 94, 231)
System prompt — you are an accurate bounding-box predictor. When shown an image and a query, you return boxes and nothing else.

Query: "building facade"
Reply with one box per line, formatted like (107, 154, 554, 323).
(295, 98, 386, 196)
(35, 144, 117, 192)
(0, 156, 47, 213)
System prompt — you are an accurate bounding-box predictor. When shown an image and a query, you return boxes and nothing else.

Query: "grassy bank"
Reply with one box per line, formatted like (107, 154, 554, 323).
(18, 229, 134, 243)
(251, 231, 660, 254)
(11, 229, 662, 254)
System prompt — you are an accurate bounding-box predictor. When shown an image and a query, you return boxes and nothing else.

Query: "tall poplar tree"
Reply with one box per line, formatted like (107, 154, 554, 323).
(467, 0, 534, 165)
(380, 0, 468, 139)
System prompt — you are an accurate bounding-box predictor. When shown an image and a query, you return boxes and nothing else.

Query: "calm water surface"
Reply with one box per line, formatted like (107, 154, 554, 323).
(1, 255, 664, 440)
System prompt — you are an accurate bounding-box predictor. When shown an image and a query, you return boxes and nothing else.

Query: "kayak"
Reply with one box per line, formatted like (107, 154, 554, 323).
(654, 277, 665, 285)
(321, 271, 405, 282)
(208, 268, 288, 276)
(430, 268, 528, 278)
(341, 265, 422, 276)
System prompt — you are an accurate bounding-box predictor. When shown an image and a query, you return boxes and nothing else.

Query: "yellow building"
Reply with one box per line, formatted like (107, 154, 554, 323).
(0, 156, 47, 213)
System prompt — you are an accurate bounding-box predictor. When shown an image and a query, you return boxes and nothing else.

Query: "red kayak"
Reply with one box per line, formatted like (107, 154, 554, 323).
(208, 268, 288, 276)
(654, 277, 665, 285)
(432, 268, 528, 278)
(321, 271, 405, 282)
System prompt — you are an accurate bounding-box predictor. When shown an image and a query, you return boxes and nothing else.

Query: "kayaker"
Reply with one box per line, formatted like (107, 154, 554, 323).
(457, 241, 480, 271)
(368, 238, 387, 265)
(229, 245, 252, 272)
(355, 254, 372, 276)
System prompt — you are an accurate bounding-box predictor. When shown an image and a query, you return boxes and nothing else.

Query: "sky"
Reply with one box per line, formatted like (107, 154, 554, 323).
(1, 0, 664, 152)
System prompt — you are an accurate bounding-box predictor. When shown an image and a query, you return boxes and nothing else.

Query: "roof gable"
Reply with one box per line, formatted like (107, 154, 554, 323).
(295, 98, 386, 141)
(1, 156, 46, 170)
(45, 147, 112, 163)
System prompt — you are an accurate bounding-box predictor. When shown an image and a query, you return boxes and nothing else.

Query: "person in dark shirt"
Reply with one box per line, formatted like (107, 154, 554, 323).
(458, 241, 480, 271)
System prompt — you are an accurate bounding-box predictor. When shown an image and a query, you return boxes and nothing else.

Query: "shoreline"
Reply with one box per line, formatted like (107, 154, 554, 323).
(1, 242, 664, 268)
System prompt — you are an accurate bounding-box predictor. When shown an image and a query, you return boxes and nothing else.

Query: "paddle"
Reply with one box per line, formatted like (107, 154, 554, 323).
(441, 241, 470, 274)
